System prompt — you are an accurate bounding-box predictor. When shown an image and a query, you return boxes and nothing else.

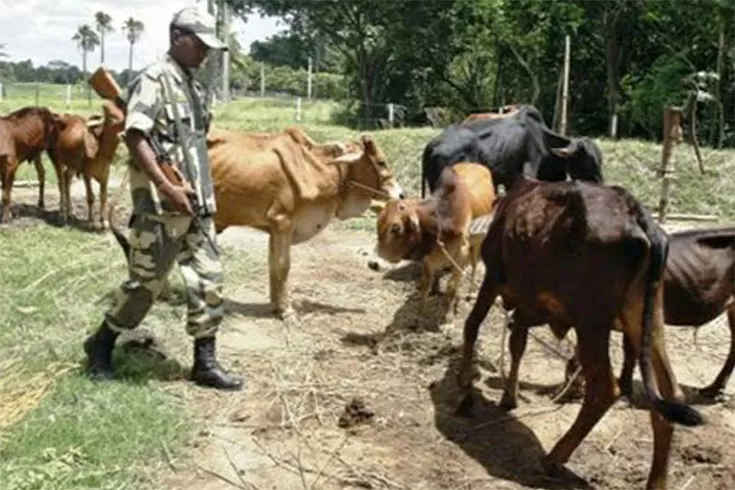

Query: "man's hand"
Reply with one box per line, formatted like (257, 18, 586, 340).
(158, 181, 196, 215)
(125, 129, 197, 215)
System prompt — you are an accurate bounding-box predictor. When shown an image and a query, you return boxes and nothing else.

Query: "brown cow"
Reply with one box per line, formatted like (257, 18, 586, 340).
(52, 100, 125, 228)
(110, 127, 369, 304)
(375, 163, 496, 328)
(209, 130, 404, 323)
(461, 105, 520, 124)
(207, 124, 356, 156)
(0, 106, 61, 223)
(457, 177, 704, 490)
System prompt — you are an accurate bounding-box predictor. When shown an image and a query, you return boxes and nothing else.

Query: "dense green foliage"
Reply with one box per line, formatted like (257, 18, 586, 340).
(225, 0, 735, 144)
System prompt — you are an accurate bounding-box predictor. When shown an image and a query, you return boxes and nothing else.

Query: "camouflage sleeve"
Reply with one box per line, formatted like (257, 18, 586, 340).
(124, 74, 162, 136)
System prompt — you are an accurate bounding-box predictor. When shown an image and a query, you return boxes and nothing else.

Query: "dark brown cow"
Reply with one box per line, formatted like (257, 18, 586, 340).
(457, 177, 704, 490)
(618, 227, 735, 399)
(375, 162, 496, 328)
(508, 226, 735, 405)
(0, 106, 61, 223)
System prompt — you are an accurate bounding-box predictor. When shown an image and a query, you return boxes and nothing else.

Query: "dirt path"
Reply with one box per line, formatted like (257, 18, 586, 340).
(158, 221, 735, 490)
(5, 186, 735, 490)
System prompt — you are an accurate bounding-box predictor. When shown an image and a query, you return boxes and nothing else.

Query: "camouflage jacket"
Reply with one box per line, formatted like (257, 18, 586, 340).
(123, 53, 216, 217)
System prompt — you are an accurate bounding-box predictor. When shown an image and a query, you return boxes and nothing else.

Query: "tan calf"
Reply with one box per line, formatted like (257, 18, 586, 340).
(375, 162, 496, 328)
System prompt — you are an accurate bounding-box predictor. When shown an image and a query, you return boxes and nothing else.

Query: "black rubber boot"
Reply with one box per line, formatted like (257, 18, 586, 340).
(191, 337, 244, 391)
(83, 321, 119, 381)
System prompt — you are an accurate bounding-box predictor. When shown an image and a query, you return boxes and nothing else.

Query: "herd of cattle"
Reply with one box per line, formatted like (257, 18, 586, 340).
(2, 100, 735, 489)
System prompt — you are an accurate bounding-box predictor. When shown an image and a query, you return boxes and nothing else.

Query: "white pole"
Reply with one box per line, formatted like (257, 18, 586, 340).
(0, 82, 4, 101)
(560, 35, 571, 136)
(65, 84, 71, 107)
(307, 56, 313, 100)
(221, 2, 230, 102)
(296, 97, 302, 122)
(388, 103, 394, 127)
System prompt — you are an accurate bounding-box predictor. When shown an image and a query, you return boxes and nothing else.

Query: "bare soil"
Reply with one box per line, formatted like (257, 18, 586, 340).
(5, 186, 735, 490)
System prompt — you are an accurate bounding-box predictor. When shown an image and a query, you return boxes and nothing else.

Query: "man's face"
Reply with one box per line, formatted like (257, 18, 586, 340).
(173, 29, 210, 68)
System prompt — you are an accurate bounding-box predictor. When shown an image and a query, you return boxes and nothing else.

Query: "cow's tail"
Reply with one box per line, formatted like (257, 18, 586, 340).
(636, 200, 704, 427)
(420, 159, 427, 198)
(107, 167, 132, 267)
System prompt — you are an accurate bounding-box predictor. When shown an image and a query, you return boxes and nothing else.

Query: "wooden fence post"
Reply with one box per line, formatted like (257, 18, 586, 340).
(657, 106, 683, 223)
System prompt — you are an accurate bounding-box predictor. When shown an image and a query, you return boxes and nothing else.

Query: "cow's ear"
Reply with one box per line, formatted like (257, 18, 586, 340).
(406, 213, 420, 233)
(330, 151, 363, 164)
(361, 134, 376, 155)
(551, 144, 574, 158)
(369, 200, 386, 213)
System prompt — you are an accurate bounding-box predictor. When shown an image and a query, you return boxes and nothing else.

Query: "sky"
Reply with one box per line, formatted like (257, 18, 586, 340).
(0, 0, 286, 72)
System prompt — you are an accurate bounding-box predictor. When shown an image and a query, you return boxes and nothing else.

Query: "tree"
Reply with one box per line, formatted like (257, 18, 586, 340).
(95, 11, 114, 65)
(72, 24, 101, 102)
(122, 17, 145, 73)
(0, 43, 6, 58)
(72, 24, 100, 72)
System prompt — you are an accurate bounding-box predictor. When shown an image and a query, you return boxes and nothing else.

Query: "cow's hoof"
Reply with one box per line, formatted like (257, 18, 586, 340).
(695, 385, 725, 402)
(455, 393, 474, 417)
(499, 393, 518, 411)
(617, 378, 633, 398)
(279, 308, 300, 328)
(456, 363, 480, 389)
(541, 459, 589, 488)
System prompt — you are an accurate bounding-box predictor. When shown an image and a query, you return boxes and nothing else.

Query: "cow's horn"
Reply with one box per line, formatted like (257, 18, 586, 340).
(551, 146, 572, 157)
(331, 151, 363, 164)
(369, 200, 386, 213)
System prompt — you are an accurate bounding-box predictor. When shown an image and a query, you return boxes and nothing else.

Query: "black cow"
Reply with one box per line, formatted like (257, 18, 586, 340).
(420, 105, 604, 197)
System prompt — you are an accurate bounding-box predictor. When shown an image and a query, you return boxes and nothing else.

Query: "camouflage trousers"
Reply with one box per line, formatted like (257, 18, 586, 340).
(105, 212, 224, 338)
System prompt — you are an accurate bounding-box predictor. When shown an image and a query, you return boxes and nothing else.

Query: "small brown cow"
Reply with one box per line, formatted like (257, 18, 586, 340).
(52, 100, 125, 228)
(0, 106, 61, 223)
(209, 130, 404, 323)
(375, 163, 496, 328)
(458, 177, 704, 490)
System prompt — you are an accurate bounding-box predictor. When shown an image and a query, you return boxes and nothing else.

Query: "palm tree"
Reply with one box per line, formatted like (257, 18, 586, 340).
(72, 24, 100, 102)
(122, 17, 145, 73)
(95, 11, 114, 65)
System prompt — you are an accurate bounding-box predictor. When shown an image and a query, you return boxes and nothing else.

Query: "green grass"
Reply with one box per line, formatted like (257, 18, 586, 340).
(0, 222, 263, 490)
(1, 87, 735, 489)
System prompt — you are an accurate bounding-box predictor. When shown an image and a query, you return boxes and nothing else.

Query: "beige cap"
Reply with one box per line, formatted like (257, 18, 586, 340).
(171, 7, 228, 50)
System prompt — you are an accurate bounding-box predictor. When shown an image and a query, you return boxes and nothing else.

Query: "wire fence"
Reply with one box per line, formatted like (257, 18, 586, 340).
(1, 82, 734, 398)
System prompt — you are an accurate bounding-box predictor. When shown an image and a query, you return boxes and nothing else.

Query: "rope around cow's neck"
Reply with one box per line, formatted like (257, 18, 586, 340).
(347, 180, 392, 200)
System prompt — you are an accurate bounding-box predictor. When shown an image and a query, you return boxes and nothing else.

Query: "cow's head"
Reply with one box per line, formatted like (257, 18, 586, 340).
(375, 198, 423, 263)
(550, 138, 604, 183)
(330, 134, 405, 219)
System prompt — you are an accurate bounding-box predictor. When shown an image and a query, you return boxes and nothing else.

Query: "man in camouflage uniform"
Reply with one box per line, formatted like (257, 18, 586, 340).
(84, 7, 243, 391)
